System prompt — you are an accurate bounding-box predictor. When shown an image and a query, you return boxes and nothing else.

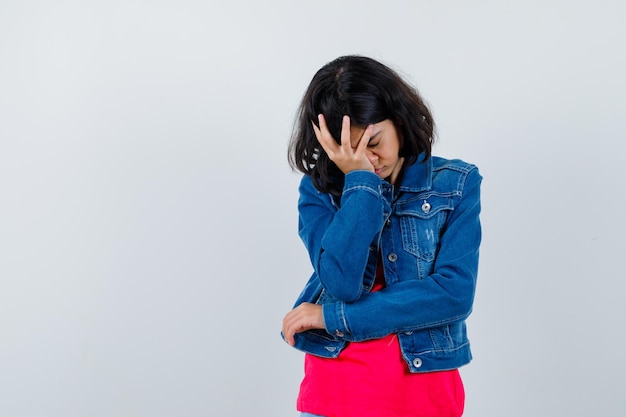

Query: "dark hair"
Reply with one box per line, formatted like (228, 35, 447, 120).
(288, 55, 435, 195)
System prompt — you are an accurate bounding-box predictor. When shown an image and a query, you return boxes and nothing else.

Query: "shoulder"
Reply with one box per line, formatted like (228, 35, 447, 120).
(298, 174, 341, 209)
(429, 156, 482, 194)
(431, 156, 479, 175)
(298, 174, 322, 200)
(299, 174, 324, 195)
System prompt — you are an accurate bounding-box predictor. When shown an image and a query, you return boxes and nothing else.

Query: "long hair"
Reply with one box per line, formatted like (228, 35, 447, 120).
(288, 55, 435, 196)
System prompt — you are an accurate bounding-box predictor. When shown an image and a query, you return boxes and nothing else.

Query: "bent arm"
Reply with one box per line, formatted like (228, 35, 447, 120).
(298, 170, 385, 302)
(322, 168, 482, 341)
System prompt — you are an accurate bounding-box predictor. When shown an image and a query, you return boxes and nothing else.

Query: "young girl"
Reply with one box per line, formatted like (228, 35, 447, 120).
(282, 55, 482, 417)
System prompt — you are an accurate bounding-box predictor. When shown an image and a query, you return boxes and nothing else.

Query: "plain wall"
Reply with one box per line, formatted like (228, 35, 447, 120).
(1, 0, 625, 416)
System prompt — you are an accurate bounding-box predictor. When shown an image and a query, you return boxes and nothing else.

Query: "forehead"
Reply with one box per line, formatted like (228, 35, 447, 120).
(349, 119, 391, 147)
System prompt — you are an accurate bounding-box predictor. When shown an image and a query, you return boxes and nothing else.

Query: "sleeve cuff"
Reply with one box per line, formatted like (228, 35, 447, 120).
(342, 170, 382, 194)
(323, 302, 351, 340)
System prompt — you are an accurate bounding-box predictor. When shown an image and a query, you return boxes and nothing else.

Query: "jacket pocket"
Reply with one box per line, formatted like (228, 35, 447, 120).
(397, 194, 453, 262)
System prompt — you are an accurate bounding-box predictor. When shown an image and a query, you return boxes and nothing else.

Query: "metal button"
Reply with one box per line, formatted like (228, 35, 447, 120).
(335, 330, 344, 338)
(387, 253, 398, 262)
(421, 201, 431, 213)
(413, 358, 423, 368)
(404, 331, 413, 335)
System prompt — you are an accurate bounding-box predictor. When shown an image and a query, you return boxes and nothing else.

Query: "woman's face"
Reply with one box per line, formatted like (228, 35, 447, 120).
(350, 119, 403, 184)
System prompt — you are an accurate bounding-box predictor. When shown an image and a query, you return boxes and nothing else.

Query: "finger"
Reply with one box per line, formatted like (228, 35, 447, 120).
(282, 309, 301, 346)
(311, 120, 328, 155)
(317, 114, 331, 142)
(356, 124, 374, 154)
(340, 115, 351, 152)
(313, 114, 336, 155)
(284, 319, 305, 346)
(282, 322, 294, 346)
(283, 305, 313, 346)
(282, 310, 293, 344)
(284, 326, 295, 346)
(311, 119, 321, 139)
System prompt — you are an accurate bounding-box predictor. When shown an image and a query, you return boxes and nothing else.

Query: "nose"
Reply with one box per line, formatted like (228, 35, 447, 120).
(367, 150, 378, 164)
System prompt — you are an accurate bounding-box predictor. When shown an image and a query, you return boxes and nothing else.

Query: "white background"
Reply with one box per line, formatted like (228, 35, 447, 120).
(1, 1, 625, 416)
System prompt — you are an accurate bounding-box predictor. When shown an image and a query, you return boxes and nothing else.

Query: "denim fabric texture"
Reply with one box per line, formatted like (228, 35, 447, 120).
(285, 154, 482, 373)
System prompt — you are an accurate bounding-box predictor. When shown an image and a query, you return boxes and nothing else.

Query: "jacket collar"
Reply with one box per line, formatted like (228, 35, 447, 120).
(396, 153, 432, 193)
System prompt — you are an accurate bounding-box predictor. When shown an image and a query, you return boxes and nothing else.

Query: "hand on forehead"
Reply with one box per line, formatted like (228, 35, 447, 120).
(349, 125, 368, 148)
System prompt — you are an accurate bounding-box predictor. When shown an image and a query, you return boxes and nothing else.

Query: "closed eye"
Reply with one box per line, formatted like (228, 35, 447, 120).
(367, 131, 382, 148)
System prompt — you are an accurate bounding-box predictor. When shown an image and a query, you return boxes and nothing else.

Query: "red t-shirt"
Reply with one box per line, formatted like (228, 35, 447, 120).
(297, 260, 465, 417)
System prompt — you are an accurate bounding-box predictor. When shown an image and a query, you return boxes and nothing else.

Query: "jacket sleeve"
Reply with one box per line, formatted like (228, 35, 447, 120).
(298, 170, 385, 302)
(322, 166, 482, 341)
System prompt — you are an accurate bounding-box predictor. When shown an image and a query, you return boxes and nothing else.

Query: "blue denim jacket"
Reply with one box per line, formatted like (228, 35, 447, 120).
(288, 154, 482, 373)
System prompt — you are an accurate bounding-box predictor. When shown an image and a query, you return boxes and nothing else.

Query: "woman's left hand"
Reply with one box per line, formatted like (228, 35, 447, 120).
(282, 303, 325, 346)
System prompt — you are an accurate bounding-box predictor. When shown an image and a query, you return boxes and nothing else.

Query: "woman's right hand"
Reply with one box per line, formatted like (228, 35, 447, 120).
(282, 302, 325, 347)
(312, 114, 375, 174)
